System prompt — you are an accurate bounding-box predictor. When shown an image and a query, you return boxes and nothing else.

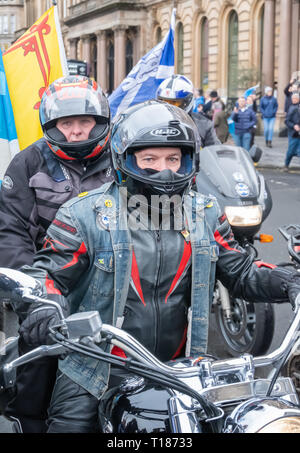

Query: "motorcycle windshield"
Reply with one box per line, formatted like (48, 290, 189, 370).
(199, 145, 260, 199)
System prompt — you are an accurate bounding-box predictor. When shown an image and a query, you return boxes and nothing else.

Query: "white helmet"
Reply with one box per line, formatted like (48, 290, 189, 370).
(156, 74, 195, 113)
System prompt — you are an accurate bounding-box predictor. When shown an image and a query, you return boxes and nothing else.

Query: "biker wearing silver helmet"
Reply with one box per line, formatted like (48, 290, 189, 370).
(40, 75, 110, 161)
(156, 74, 220, 147)
(0, 75, 113, 434)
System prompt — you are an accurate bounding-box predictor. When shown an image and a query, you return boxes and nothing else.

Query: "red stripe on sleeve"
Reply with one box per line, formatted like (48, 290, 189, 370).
(62, 242, 87, 270)
(254, 260, 277, 269)
(45, 275, 62, 295)
(214, 230, 241, 253)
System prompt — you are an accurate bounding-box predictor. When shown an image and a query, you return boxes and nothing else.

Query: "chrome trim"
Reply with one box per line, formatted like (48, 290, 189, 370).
(199, 377, 299, 407)
(224, 398, 300, 433)
(168, 396, 202, 433)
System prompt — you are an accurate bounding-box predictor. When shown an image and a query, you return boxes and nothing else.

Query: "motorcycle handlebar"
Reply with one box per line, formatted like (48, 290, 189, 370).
(2, 295, 300, 387)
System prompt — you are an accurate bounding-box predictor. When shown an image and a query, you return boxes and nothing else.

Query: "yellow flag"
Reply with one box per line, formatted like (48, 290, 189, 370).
(3, 6, 68, 151)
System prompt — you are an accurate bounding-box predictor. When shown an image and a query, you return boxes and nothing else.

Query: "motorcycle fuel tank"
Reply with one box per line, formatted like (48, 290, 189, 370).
(99, 376, 173, 433)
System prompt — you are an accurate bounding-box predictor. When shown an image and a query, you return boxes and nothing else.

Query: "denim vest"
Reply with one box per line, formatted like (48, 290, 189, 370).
(59, 182, 220, 398)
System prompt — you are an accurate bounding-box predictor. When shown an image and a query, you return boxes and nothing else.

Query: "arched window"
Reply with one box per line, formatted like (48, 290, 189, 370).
(176, 22, 184, 74)
(227, 11, 238, 98)
(108, 41, 114, 94)
(200, 17, 209, 91)
(156, 27, 162, 44)
(126, 39, 133, 75)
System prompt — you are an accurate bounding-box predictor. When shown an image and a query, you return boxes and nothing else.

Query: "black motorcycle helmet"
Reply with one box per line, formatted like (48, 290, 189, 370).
(39, 75, 110, 161)
(110, 100, 200, 194)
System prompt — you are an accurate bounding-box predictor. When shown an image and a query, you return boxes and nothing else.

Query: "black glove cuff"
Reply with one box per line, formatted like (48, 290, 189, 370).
(269, 267, 295, 301)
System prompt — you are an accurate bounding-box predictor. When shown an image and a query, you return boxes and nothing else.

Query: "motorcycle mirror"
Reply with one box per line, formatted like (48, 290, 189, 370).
(249, 145, 263, 163)
(0, 268, 42, 304)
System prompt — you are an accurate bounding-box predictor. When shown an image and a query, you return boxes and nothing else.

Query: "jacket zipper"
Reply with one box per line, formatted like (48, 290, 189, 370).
(153, 229, 162, 355)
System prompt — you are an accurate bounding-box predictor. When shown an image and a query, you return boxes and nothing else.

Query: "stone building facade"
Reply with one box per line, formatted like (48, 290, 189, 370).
(1, 0, 300, 127)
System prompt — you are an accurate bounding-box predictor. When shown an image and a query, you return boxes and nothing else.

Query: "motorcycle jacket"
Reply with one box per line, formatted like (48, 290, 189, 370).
(190, 111, 221, 147)
(0, 138, 113, 269)
(16, 181, 292, 399)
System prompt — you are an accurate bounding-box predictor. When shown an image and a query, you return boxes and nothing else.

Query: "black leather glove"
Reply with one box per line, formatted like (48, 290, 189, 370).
(19, 299, 69, 347)
(269, 267, 300, 310)
(285, 272, 300, 310)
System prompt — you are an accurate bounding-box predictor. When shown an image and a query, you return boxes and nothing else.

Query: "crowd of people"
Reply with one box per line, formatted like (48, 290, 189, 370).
(193, 78, 300, 169)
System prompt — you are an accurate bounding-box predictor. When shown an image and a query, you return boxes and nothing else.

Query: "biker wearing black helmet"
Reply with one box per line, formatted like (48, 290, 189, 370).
(156, 74, 220, 147)
(12, 100, 300, 433)
(111, 99, 200, 195)
(0, 75, 113, 433)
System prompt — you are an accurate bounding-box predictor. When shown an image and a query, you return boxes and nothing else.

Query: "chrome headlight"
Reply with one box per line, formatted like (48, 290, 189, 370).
(258, 416, 300, 433)
(224, 205, 262, 227)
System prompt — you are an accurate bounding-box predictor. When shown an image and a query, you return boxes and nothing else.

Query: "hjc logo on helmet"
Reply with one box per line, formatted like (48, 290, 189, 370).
(150, 127, 180, 137)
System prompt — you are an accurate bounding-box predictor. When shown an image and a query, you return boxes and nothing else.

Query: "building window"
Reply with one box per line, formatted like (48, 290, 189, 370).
(200, 17, 209, 91)
(108, 41, 114, 94)
(156, 27, 162, 44)
(91, 37, 97, 81)
(10, 14, 16, 34)
(126, 39, 133, 75)
(3, 15, 8, 34)
(176, 22, 184, 74)
(227, 11, 238, 98)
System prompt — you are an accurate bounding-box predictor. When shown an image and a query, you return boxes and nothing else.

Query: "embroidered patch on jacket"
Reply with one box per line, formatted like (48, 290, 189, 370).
(2, 175, 14, 190)
(53, 218, 77, 235)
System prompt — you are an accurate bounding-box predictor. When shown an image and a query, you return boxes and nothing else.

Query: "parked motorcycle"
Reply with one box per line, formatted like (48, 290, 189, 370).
(0, 268, 300, 433)
(196, 144, 274, 357)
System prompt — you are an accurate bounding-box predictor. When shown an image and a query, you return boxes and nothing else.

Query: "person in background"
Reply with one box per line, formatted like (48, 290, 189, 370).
(246, 95, 257, 146)
(156, 74, 220, 147)
(193, 88, 205, 113)
(260, 86, 278, 148)
(284, 78, 300, 114)
(283, 92, 300, 171)
(212, 101, 229, 144)
(231, 96, 257, 151)
(202, 90, 223, 120)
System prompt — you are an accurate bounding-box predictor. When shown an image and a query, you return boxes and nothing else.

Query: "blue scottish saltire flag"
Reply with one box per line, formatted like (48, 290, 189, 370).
(109, 8, 176, 119)
(0, 49, 19, 180)
(243, 84, 260, 99)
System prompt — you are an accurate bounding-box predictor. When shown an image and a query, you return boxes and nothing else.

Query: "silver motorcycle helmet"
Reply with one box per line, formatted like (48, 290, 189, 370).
(156, 74, 195, 113)
(110, 100, 201, 195)
(39, 75, 110, 161)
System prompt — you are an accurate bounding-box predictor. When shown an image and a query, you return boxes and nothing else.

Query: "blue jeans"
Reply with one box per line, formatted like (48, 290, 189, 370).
(234, 132, 252, 151)
(285, 135, 300, 167)
(263, 117, 276, 142)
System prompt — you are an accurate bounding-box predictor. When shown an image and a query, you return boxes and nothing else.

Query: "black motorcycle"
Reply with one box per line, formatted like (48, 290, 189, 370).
(196, 144, 274, 357)
(0, 268, 300, 434)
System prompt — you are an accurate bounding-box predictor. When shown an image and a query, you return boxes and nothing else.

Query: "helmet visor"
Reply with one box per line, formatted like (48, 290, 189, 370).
(157, 93, 194, 111)
(111, 101, 200, 156)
